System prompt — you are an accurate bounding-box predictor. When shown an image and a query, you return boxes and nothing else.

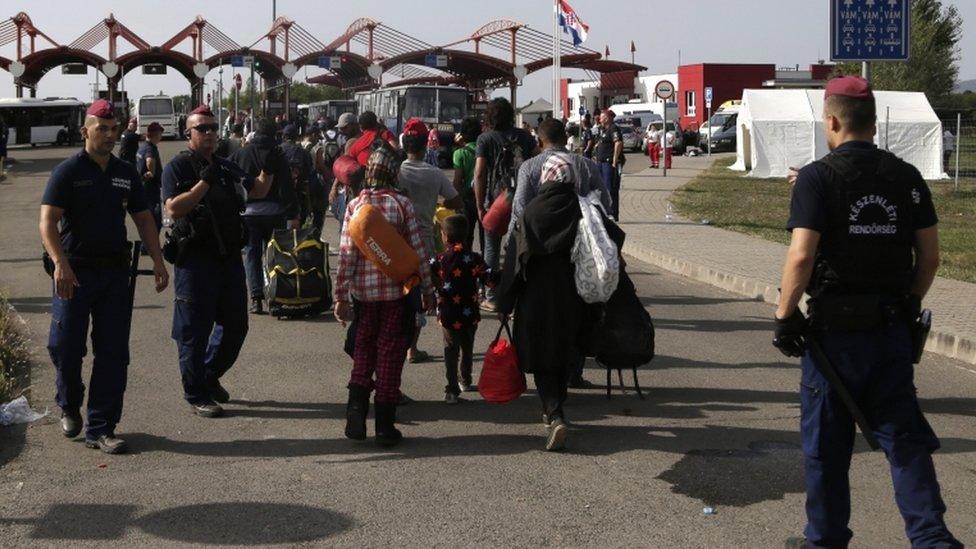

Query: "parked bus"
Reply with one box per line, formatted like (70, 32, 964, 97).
(302, 100, 357, 125)
(135, 94, 176, 138)
(354, 85, 467, 137)
(0, 98, 85, 146)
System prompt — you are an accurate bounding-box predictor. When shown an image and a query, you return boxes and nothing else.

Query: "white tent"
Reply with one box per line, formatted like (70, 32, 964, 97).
(730, 89, 944, 179)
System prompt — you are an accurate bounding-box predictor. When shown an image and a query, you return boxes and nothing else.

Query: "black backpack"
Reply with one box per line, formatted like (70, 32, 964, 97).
(487, 132, 526, 200)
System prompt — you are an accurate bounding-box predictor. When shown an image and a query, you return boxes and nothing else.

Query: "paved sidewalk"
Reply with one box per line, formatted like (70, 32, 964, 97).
(619, 154, 976, 366)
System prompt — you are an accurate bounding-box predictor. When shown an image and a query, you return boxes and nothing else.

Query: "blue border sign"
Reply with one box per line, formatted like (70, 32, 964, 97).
(830, 0, 910, 62)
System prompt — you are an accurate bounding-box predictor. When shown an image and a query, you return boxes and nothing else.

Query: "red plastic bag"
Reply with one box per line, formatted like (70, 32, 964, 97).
(481, 190, 512, 237)
(478, 321, 525, 403)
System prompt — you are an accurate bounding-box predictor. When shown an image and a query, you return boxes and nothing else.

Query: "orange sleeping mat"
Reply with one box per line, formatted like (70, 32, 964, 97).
(348, 202, 422, 294)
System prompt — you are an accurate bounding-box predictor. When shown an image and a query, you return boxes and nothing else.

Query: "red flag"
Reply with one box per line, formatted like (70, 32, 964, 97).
(605, 45, 610, 57)
(630, 40, 636, 53)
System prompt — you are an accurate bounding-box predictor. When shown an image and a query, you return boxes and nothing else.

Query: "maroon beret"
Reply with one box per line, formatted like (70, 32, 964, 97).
(146, 122, 164, 133)
(86, 99, 115, 119)
(190, 104, 214, 117)
(824, 76, 873, 100)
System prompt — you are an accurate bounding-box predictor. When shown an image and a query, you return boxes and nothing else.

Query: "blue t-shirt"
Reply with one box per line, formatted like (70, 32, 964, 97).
(136, 141, 162, 204)
(41, 150, 147, 257)
(787, 141, 938, 233)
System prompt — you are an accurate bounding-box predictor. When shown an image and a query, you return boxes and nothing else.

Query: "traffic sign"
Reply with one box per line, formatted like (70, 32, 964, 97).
(319, 56, 343, 70)
(704, 86, 713, 108)
(830, 0, 910, 62)
(242, 56, 255, 67)
(62, 63, 87, 75)
(655, 80, 675, 100)
(230, 55, 244, 68)
(235, 74, 242, 91)
(142, 63, 167, 75)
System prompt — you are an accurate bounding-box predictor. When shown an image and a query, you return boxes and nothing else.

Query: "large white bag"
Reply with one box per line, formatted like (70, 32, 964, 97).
(571, 192, 620, 304)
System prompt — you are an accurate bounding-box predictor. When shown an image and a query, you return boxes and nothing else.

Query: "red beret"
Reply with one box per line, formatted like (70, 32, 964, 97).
(825, 76, 873, 100)
(190, 104, 214, 117)
(86, 99, 115, 119)
(146, 122, 164, 133)
(402, 117, 428, 137)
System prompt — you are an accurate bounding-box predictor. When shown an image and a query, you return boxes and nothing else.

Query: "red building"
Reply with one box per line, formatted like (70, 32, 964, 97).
(677, 64, 776, 130)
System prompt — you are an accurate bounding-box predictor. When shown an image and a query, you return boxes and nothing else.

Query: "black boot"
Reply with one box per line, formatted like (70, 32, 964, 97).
(344, 384, 370, 440)
(374, 402, 402, 447)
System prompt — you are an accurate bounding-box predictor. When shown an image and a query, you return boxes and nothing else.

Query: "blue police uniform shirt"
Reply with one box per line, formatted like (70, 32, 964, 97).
(41, 150, 147, 258)
(136, 141, 162, 204)
(161, 152, 254, 206)
(787, 141, 938, 233)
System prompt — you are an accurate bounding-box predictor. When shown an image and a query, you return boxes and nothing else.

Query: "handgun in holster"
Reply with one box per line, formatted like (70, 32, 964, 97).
(911, 309, 932, 364)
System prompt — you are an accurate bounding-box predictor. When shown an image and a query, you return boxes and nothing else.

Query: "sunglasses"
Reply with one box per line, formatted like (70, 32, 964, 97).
(190, 123, 219, 134)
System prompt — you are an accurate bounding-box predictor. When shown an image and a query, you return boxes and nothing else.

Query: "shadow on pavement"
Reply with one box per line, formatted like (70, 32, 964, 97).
(2, 501, 352, 544)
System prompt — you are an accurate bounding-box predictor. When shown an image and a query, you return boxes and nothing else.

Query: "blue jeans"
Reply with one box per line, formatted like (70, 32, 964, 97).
(598, 161, 620, 219)
(482, 231, 502, 304)
(47, 267, 130, 439)
(243, 215, 283, 300)
(800, 321, 960, 548)
(172, 254, 249, 404)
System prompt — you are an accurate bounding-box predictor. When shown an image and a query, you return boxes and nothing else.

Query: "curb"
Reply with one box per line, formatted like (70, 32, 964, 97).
(620, 179, 976, 368)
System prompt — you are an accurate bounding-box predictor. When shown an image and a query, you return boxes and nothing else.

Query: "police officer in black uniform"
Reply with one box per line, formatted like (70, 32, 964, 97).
(39, 99, 169, 454)
(593, 110, 623, 219)
(118, 117, 140, 166)
(773, 77, 962, 548)
(161, 105, 274, 418)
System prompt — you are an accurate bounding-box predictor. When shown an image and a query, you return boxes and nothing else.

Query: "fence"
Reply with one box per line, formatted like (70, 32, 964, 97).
(940, 115, 975, 189)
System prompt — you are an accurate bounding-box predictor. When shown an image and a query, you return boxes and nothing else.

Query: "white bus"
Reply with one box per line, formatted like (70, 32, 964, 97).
(0, 98, 85, 146)
(135, 95, 176, 138)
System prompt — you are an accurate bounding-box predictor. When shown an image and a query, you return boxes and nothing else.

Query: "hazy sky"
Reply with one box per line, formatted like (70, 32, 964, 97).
(1, 0, 973, 105)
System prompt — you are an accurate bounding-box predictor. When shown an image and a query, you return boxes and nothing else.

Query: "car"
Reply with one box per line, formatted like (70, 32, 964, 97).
(705, 123, 737, 153)
(619, 125, 642, 152)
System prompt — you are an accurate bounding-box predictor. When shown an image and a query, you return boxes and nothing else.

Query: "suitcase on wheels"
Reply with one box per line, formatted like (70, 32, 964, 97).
(265, 226, 333, 319)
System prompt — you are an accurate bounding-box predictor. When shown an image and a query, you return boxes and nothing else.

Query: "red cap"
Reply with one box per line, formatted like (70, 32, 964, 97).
(189, 104, 214, 117)
(402, 117, 428, 137)
(86, 99, 115, 119)
(146, 122, 164, 133)
(824, 76, 873, 100)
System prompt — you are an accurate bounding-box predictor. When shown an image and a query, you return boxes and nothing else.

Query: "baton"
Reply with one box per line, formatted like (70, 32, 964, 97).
(805, 337, 881, 451)
(127, 240, 154, 333)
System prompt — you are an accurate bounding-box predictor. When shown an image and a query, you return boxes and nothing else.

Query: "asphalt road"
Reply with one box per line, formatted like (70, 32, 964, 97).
(0, 143, 973, 547)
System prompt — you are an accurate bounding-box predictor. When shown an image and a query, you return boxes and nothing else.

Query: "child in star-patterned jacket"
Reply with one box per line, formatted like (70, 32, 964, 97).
(428, 215, 499, 404)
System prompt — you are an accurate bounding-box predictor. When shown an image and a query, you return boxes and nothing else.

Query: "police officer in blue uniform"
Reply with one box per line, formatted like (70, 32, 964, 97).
(774, 77, 962, 548)
(161, 105, 273, 418)
(39, 99, 169, 454)
(136, 121, 164, 231)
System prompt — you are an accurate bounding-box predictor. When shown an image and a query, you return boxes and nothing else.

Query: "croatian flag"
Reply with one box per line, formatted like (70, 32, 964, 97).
(558, 0, 589, 47)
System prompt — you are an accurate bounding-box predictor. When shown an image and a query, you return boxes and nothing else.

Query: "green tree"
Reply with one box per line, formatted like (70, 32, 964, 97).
(834, 0, 962, 99)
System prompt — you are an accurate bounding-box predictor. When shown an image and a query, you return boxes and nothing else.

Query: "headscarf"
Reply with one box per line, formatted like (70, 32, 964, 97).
(540, 151, 577, 186)
(365, 146, 399, 187)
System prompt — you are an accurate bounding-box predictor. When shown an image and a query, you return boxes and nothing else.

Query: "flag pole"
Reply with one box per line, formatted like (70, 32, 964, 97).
(553, 0, 561, 120)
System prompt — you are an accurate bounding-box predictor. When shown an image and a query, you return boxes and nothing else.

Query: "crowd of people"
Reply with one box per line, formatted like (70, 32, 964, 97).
(35, 77, 964, 546)
(38, 96, 635, 455)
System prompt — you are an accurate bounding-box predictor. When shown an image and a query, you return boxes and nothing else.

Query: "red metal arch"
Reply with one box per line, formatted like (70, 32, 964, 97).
(116, 50, 196, 82)
(379, 49, 512, 81)
(204, 49, 283, 80)
(524, 52, 602, 75)
(17, 48, 107, 85)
